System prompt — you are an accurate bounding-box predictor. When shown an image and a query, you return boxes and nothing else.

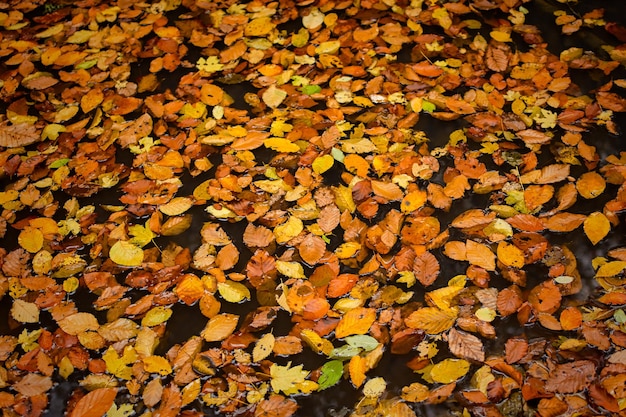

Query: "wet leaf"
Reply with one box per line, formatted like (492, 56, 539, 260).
(69, 387, 117, 417)
(584, 212, 610, 245)
(430, 359, 470, 384)
(109, 241, 144, 267)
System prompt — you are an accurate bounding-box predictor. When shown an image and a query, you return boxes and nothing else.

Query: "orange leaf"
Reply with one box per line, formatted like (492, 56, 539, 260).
(465, 240, 495, 271)
(298, 234, 326, 265)
(496, 241, 525, 268)
(506, 214, 545, 232)
(70, 388, 117, 417)
(451, 209, 496, 229)
(543, 212, 586, 232)
(154, 383, 182, 417)
(349, 355, 367, 388)
(528, 281, 561, 314)
(537, 397, 568, 417)
(371, 180, 403, 201)
(334, 307, 377, 339)
(559, 307, 582, 330)
(545, 360, 595, 394)
(576, 171, 606, 199)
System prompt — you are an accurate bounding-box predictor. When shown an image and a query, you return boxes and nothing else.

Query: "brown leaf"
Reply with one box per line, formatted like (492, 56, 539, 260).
(413, 251, 440, 287)
(255, 394, 298, 417)
(448, 328, 485, 362)
(496, 285, 523, 316)
(504, 337, 528, 364)
(13, 373, 53, 397)
(243, 223, 275, 248)
(545, 360, 595, 393)
(0, 122, 40, 148)
(70, 387, 117, 417)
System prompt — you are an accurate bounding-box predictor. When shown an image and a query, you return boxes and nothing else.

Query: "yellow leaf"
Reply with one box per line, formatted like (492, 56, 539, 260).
(141, 307, 173, 327)
(129, 223, 155, 248)
(363, 377, 386, 398)
(181, 379, 201, 407)
(312, 154, 334, 174)
(432, 7, 452, 30)
(109, 240, 144, 267)
(402, 382, 429, 402)
(300, 329, 334, 356)
(333, 185, 356, 213)
(496, 241, 525, 268)
(334, 307, 376, 339)
(262, 85, 287, 109)
(245, 16, 275, 37)
(335, 242, 361, 259)
(201, 313, 239, 342)
(584, 212, 610, 245)
(490, 30, 512, 42)
(596, 261, 626, 278)
(275, 260, 305, 279)
(405, 307, 457, 334)
(143, 355, 172, 375)
(217, 280, 251, 303)
(270, 362, 309, 394)
(274, 216, 303, 244)
(11, 299, 39, 323)
(253, 333, 275, 362)
(264, 137, 299, 153)
(430, 359, 470, 384)
(303, 8, 324, 29)
(18, 226, 44, 253)
(103, 345, 137, 380)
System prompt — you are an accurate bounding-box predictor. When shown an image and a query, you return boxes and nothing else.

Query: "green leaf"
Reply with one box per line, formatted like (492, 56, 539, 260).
(422, 100, 436, 113)
(49, 158, 70, 168)
(318, 360, 343, 390)
(344, 335, 379, 351)
(329, 344, 362, 360)
(302, 84, 321, 95)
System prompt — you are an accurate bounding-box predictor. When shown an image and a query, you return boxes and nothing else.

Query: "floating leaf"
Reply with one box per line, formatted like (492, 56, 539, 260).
(334, 307, 377, 339)
(69, 387, 117, 417)
(405, 307, 457, 334)
(430, 359, 470, 384)
(253, 333, 275, 363)
(318, 360, 343, 390)
(109, 241, 144, 267)
(584, 212, 610, 245)
(201, 313, 239, 342)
